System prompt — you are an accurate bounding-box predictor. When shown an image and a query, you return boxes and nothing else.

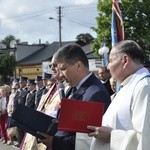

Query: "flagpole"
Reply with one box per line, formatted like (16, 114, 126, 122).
(111, 0, 124, 92)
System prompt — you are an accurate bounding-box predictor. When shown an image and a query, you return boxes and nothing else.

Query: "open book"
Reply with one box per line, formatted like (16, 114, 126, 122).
(12, 105, 58, 139)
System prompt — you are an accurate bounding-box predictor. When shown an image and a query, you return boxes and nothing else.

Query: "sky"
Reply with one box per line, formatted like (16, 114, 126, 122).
(0, 0, 98, 45)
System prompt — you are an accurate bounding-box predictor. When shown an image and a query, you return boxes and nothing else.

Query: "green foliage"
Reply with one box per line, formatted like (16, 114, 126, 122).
(92, 0, 150, 59)
(92, 0, 111, 55)
(76, 33, 94, 44)
(1, 35, 20, 48)
(0, 53, 16, 84)
(120, 0, 150, 59)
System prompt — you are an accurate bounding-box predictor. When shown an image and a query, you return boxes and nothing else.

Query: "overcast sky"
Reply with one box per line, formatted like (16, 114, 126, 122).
(0, 0, 98, 44)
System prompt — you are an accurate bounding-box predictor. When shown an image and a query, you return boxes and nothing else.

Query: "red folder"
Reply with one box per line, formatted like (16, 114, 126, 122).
(58, 98, 104, 133)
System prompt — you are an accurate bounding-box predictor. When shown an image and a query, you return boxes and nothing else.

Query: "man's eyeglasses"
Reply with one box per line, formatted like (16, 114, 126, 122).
(49, 63, 57, 68)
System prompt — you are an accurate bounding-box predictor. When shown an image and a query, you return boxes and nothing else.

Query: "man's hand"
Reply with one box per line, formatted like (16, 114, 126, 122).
(37, 131, 53, 149)
(87, 126, 112, 144)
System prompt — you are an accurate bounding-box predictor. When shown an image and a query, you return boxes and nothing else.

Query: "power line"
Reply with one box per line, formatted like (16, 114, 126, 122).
(63, 16, 96, 28)
(0, 3, 97, 28)
(62, 4, 97, 28)
(49, 6, 62, 47)
(1, 9, 55, 25)
(62, 3, 97, 9)
(1, 8, 54, 21)
(63, 4, 97, 16)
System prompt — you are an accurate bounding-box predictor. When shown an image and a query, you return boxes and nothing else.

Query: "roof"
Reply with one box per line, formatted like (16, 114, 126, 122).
(17, 41, 99, 66)
(82, 44, 99, 59)
(16, 44, 46, 62)
(17, 41, 74, 65)
(0, 48, 16, 54)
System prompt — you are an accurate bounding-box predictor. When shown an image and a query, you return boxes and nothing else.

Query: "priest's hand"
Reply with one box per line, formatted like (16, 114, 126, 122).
(87, 126, 112, 143)
(37, 131, 53, 149)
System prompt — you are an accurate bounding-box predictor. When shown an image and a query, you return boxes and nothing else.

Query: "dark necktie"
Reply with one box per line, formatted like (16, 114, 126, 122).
(66, 87, 77, 98)
(68, 87, 77, 98)
(71, 87, 77, 94)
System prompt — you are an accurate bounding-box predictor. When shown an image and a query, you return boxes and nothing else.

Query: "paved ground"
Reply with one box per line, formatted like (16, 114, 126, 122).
(0, 142, 19, 150)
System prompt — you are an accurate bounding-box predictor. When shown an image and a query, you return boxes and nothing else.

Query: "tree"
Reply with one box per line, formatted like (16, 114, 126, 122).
(0, 53, 16, 85)
(92, 0, 111, 55)
(92, 0, 150, 59)
(76, 33, 94, 46)
(1, 35, 20, 48)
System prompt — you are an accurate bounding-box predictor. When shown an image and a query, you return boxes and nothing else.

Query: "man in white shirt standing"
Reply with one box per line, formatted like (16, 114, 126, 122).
(88, 40, 150, 150)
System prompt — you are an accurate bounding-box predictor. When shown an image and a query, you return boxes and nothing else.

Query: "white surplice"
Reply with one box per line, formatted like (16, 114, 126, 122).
(90, 68, 150, 150)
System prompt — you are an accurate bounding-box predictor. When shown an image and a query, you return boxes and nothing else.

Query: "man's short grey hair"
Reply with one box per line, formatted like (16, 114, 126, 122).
(113, 40, 144, 64)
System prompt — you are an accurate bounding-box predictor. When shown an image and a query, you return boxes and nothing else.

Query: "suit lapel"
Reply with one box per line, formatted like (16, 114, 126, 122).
(69, 73, 96, 100)
(71, 87, 85, 100)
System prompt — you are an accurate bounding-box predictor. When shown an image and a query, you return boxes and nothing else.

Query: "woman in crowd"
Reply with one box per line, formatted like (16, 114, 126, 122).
(0, 86, 9, 144)
(7, 83, 19, 145)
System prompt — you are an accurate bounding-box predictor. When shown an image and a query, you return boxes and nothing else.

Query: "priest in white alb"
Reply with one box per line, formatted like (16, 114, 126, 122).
(88, 40, 150, 150)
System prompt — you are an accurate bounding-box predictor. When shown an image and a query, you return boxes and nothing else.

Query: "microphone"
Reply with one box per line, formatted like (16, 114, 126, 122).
(56, 83, 65, 119)
(57, 82, 65, 100)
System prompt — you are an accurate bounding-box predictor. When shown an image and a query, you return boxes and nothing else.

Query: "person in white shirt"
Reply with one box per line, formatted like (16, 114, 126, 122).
(88, 40, 150, 150)
(0, 86, 9, 143)
(7, 83, 19, 145)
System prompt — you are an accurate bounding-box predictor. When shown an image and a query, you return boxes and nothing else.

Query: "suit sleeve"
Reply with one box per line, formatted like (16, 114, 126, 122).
(90, 91, 111, 112)
(83, 85, 111, 112)
(52, 134, 75, 150)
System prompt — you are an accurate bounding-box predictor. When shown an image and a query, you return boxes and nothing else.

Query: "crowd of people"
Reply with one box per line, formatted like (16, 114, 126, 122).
(0, 72, 56, 148)
(0, 40, 150, 150)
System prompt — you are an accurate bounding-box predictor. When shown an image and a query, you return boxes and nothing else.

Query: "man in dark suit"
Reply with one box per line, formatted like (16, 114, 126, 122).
(13, 76, 29, 147)
(25, 79, 36, 108)
(97, 66, 114, 96)
(38, 43, 111, 150)
(34, 76, 45, 109)
(13, 76, 29, 111)
(42, 72, 52, 95)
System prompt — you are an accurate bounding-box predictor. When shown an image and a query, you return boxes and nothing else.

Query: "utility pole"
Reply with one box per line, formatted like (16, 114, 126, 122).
(49, 6, 62, 48)
(58, 6, 62, 48)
